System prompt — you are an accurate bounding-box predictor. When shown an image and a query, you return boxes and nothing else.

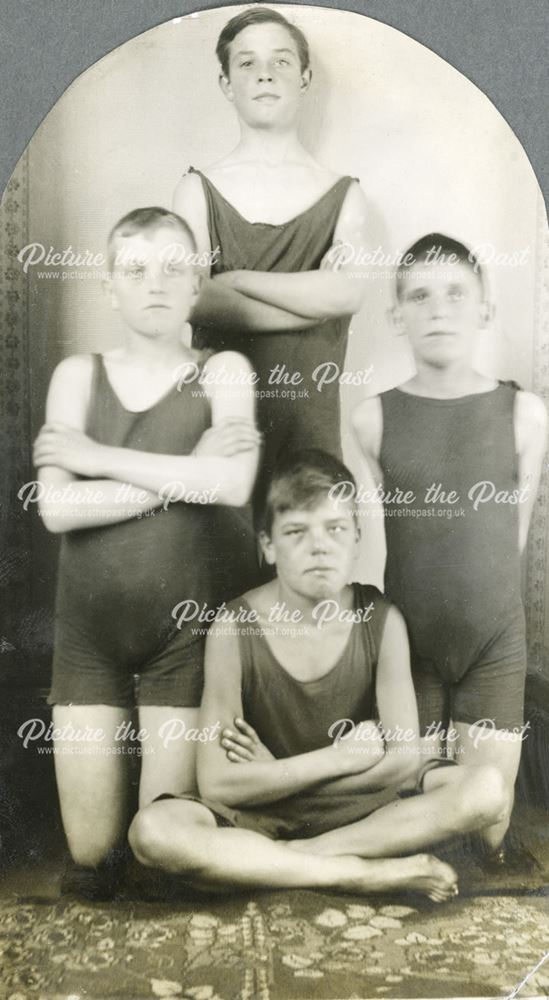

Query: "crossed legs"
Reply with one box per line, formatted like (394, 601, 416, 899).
(129, 763, 506, 902)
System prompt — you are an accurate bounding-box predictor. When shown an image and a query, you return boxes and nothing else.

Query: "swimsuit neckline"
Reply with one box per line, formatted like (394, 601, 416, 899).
(393, 383, 504, 406)
(239, 594, 356, 687)
(98, 352, 208, 415)
(190, 167, 351, 229)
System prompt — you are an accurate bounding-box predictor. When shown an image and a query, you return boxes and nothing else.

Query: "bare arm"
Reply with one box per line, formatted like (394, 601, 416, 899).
(215, 182, 370, 320)
(288, 605, 420, 796)
(197, 625, 384, 808)
(34, 355, 163, 533)
(174, 170, 317, 334)
(514, 390, 547, 552)
(34, 352, 260, 510)
(351, 395, 384, 483)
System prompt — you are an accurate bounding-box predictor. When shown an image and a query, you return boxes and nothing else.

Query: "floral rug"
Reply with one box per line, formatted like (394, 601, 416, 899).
(2, 891, 549, 1000)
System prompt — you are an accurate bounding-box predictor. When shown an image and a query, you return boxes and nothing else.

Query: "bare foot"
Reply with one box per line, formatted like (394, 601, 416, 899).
(342, 853, 458, 903)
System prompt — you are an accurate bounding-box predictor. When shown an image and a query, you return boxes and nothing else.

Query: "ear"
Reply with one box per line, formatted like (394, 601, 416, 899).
(102, 277, 118, 311)
(300, 67, 312, 92)
(479, 301, 495, 328)
(259, 530, 276, 566)
(388, 303, 405, 336)
(219, 73, 234, 102)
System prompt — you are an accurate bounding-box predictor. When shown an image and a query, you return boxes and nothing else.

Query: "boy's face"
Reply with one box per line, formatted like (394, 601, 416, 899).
(396, 260, 488, 367)
(261, 495, 358, 603)
(221, 23, 310, 129)
(107, 227, 200, 337)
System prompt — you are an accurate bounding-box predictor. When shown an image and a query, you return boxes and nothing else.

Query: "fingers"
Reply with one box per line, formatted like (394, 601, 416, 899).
(234, 717, 259, 742)
(222, 727, 254, 760)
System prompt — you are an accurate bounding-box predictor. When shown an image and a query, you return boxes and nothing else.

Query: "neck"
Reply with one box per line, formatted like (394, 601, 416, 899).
(273, 579, 352, 624)
(121, 327, 193, 367)
(411, 358, 482, 398)
(235, 123, 307, 165)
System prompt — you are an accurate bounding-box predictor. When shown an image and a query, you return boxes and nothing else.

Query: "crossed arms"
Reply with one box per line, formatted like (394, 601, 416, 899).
(33, 350, 259, 533)
(173, 172, 370, 334)
(197, 605, 422, 808)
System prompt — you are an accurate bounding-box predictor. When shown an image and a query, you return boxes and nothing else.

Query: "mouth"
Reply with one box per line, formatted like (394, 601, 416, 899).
(254, 93, 280, 102)
(145, 304, 170, 310)
(305, 566, 335, 575)
(425, 330, 455, 338)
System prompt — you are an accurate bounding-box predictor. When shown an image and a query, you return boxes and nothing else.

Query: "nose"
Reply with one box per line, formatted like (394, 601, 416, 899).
(309, 526, 330, 554)
(145, 265, 167, 294)
(257, 62, 274, 82)
(429, 292, 449, 318)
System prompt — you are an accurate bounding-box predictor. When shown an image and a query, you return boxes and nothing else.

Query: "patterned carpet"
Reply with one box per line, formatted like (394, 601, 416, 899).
(2, 890, 549, 1000)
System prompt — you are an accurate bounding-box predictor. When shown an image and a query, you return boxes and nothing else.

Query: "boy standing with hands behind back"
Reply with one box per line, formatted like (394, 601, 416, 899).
(353, 234, 547, 866)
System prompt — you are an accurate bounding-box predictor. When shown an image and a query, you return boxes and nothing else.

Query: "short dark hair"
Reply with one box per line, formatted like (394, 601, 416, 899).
(107, 207, 197, 268)
(216, 7, 310, 78)
(396, 232, 484, 300)
(261, 449, 356, 535)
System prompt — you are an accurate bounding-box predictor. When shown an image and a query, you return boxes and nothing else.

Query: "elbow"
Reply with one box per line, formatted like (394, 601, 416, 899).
(219, 480, 254, 508)
(338, 285, 364, 317)
(216, 463, 257, 507)
(39, 508, 66, 534)
(197, 772, 242, 808)
(319, 291, 363, 322)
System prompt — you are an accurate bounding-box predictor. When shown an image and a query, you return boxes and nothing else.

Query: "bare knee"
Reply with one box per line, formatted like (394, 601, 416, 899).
(128, 802, 207, 876)
(459, 766, 509, 828)
(68, 836, 118, 869)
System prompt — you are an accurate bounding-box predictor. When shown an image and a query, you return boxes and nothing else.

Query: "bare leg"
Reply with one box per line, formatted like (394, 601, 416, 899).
(454, 722, 522, 850)
(129, 799, 458, 903)
(53, 704, 131, 867)
(287, 765, 506, 859)
(138, 707, 198, 807)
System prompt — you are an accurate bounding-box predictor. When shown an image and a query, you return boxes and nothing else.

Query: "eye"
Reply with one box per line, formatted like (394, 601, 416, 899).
(448, 287, 464, 301)
(285, 528, 305, 536)
(240, 59, 253, 68)
(275, 57, 290, 66)
(409, 290, 427, 304)
(127, 266, 144, 280)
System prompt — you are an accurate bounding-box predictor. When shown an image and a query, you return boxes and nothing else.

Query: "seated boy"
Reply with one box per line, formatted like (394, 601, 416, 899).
(130, 450, 508, 901)
(353, 234, 547, 864)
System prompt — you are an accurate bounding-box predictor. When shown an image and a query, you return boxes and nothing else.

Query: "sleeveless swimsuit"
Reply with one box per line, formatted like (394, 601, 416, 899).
(380, 383, 527, 731)
(189, 168, 357, 494)
(160, 584, 452, 839)
(49, 353, 258, 708)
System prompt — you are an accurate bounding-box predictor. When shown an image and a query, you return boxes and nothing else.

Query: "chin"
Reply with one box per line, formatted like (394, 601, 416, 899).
(302, 576, 344, 602)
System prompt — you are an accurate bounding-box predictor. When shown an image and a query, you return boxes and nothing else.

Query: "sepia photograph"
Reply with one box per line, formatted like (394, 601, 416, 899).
(1, 2, 549, 998)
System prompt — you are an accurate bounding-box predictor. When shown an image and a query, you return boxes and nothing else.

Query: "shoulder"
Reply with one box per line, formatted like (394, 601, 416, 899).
(515, 389, 547, 428)
(45, 353, 96, 423)
(376, 601, 409, 661)
(514, 389, 547, 449)
(48, 353, 95, 393)
(201, 351, 256, 417)
(173, 169, 207, 216)
(352, 395, 383, 455)
(336, 179, 368, 226)
(202, 349, 254, 378)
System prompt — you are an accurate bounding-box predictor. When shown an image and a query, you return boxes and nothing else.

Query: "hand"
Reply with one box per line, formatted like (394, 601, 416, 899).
(33, 423, 108, 477)
(330, 719, 385, 775)
(193, 418, 262, 458)
(320, 240, 351, 272)
(221, 717, 274, 764)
